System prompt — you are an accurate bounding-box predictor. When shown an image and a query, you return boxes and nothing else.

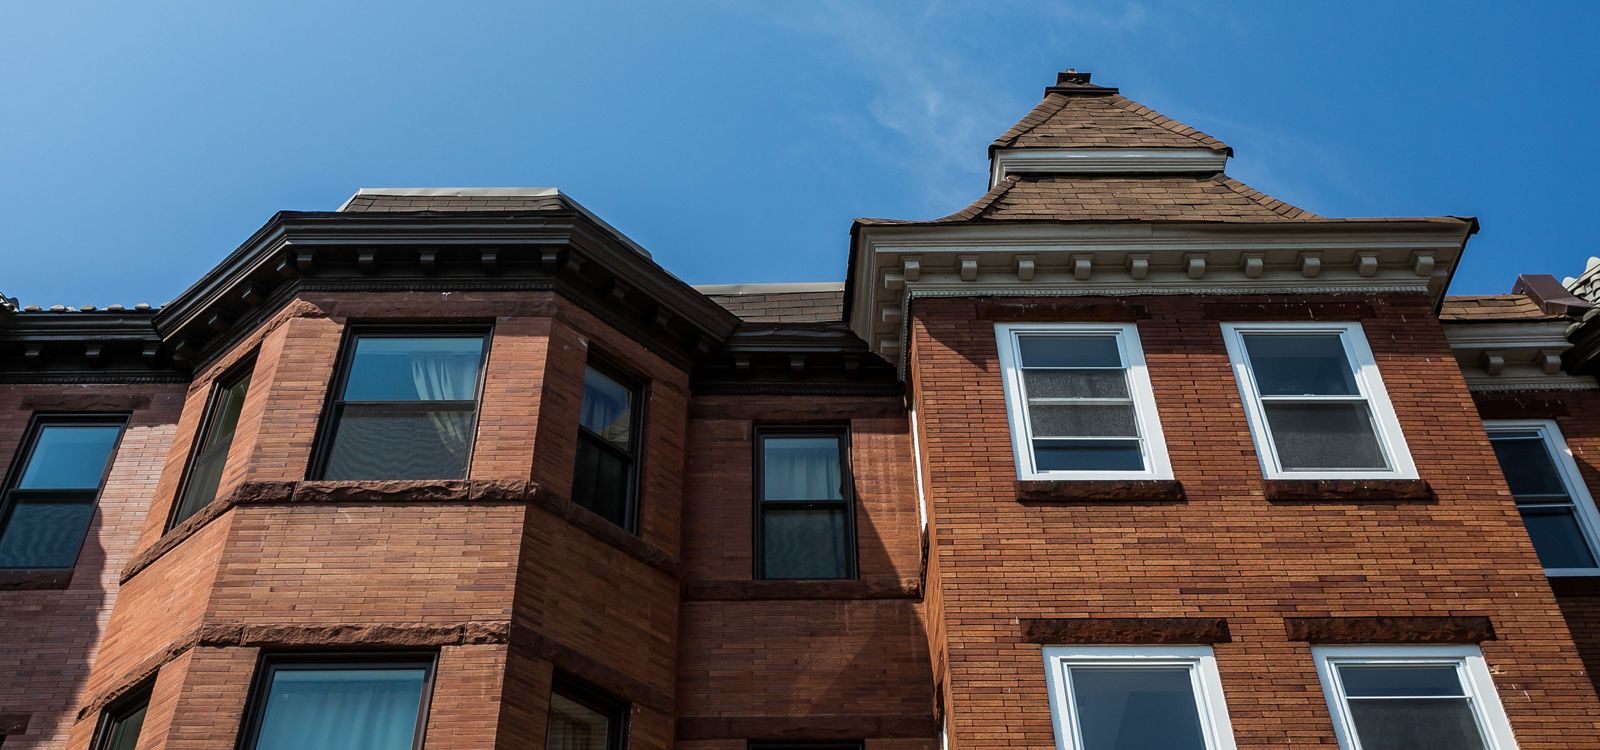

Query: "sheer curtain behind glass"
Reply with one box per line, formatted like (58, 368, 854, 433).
(323, 337, 483, 480)
(1336, 665, 1488, 750)
(252, 669, 427, 750)
(545, 692, 613, 750)
(1242, 334, 1386, 470)
(760, 436, 849, 579)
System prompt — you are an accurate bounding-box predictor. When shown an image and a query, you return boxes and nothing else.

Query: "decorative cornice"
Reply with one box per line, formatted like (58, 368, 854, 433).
(1442, 320, 1587, 391)
(691, 322, 900, 397)
(990, 148, 1228, 186)
(848, 221, 1474, 378)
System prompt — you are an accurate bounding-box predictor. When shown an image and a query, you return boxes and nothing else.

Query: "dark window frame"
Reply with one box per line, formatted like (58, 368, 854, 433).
(749, 744, 864, 750)
(90, 680, 153, 750)
(572, 356, 647, 534)
(0, 413, 129, 571)
(235, 651, 438, 750)
(307, 324, 494, 481)
(548, 674, 629, 750)
(752, 425, 858, 581)
(169, 356, 256, 530)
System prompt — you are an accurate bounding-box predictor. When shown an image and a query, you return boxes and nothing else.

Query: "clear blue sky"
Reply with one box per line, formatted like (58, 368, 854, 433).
(2, 1, 1597, 308)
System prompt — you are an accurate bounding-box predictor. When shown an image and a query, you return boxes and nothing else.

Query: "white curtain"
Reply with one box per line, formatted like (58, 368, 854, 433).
(763, 438, 842, 500)
(254, 670, 425, 750)
(410, 353, 475, 459)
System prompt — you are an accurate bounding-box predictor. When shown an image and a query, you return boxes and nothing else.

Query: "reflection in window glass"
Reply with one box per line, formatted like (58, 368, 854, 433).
(0, 421, 123, 569)
(321, 335, 485, 481)
(757, 432, 853, 580)
(252, 668, 428, 750)
(1069, 667, 1207, 750)
(1017, 334, 1144, 472)
(546, 684, 625, 750)
(174, 370, 252, 526)
(1489, 429, 1598, 569)
(1239, 332, 1387, 471)
(573, 366, 640, 529)
(97, 691, 148, 750)
(1335, 665, 1487, 750)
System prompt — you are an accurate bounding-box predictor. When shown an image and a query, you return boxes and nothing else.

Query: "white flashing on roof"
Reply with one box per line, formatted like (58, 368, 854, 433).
(990, 148, 1228, 186)
(337, 187, 650, 259)
(692, 282, 845, 295)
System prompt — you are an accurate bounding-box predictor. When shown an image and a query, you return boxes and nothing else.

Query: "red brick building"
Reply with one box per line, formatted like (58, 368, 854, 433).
(2, 69, 1598, 749)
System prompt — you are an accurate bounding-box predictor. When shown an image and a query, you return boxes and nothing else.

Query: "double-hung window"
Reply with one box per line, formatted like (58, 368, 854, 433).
(1484, 420, 1600, 573)
(573, 363, 642, 530)
(1221, 322, 1415, 479)
(239, 654, 436, 750)
(314, 330, 489, 481)
(755, 427, 855, 580)
(171, 365, 252, 527)
(546, 677, 628, 750)
(995, 323, 1171, 480)
(91, 685, 150, 750)
(1312, 645, 1517, 750)
(0, 416, 126, 570)
(1041, 645, 1238, 750)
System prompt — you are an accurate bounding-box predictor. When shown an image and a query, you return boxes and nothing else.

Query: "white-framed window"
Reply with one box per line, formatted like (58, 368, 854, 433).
(995, 323, 1172, 481)
(1312, 645, 1518, 750)
(1041, 645, 1238, 750)
(1484, 420, 1600, 575)
(1220, 322, 1415, 480)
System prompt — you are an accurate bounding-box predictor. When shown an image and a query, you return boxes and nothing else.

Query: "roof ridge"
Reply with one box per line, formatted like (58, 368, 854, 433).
(1106, 95, 1230, 154)
(935, 175, 1020, 222)
(989, 94, 1071, 153)
(1211, 175, 1321, 220)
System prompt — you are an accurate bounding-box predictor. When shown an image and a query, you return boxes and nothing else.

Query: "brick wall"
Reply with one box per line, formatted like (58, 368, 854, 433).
(909, 294, 1600, 748)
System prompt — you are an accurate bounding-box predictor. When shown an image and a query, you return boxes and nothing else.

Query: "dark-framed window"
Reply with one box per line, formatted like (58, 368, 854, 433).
(171, 362, 253, 528)
(311, 327, 491, 481)
(237, 653, 436, 750)
(572, 362, 643, 531)
(546, 676, 628, 750)
(749, 744, 863, 750)
(0, 415, 127, 569)
(754, 427, 857, 580)
(91, 683, 151, 750)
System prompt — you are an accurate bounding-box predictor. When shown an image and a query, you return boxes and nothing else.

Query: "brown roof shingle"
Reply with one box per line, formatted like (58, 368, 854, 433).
(341, 194, 567, 212)
(860, 174, 1320, 225)
(702, 291, 844, 323)
(990, 92, 1229, 155)
(1439, 295, 1561, 322)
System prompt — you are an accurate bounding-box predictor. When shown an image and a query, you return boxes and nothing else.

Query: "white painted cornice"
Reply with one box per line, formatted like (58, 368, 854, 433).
(990, 148, 1229, 186)
(851, 221, 1474, 378)
(1442, 319, 1589, 392)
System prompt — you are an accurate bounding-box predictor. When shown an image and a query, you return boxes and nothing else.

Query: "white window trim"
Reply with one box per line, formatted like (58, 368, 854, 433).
(1484, 419, 1600, 576)
(1220, 321, 1417, 480)
(1311, 645, 1519, 750)
(996, 322, 1172, 481)
(1041, 645, 1238, 750)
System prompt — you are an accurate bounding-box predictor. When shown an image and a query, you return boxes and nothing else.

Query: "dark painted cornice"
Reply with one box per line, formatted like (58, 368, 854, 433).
(0, 310, 180, 384)
(692, 322, 901, 397)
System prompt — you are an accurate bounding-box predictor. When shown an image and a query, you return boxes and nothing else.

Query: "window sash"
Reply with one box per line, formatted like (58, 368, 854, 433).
(1221, 322, 1414, 480)
(238, 655, 437, 750)
(997, 323, 1171, 481)
(571, 361, 643, 532)
(1312, 646, 1515, 750)
(172, 367, 254, 528)
(754, 429, 856, 581)
(92, 686, 151, 750)
(0, 417, 125, 571)
(1041, 645, 1238, 750)
(547, 677, 629, 750)
(1485, 420, 1600, 574)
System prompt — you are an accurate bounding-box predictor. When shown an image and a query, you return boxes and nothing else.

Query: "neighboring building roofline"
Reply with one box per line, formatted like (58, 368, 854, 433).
(338, 187, 651, 259)
(693, 282, 845, 295)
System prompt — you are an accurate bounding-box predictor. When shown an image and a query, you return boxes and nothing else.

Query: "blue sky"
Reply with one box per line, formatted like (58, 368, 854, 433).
(2, 1, 1597, 307)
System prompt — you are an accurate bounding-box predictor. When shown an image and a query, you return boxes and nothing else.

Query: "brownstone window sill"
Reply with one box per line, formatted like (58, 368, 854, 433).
(1016, 480, 1184, 503)
(1285, 616, 1496, 644)
(0, 570, 73, 591)
(1263, 479, 1433, 503)
(1020, 617, 1231, 645)
(682, 578, 920, 601)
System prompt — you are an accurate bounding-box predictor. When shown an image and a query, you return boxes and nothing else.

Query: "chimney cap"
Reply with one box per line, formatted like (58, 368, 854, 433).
(1046, 68, 1118, 96)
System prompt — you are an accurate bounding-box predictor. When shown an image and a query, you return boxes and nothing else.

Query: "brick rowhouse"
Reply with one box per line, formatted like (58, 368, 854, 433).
(1, 69, 1598, 750)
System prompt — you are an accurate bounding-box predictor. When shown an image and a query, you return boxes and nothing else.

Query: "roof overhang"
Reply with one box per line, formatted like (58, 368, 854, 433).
(1442, 319, 1596, 392)
(847, 219, 1477, 378)
(989, 148, 1229, 187)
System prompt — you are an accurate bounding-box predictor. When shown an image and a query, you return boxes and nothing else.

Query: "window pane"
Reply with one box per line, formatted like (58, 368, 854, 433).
(1243, 334, 1359, 396)
(1023, 370, 1130, 399)
(174, 439, 231, 524)
(18, 425, 122, 489)
(1068, 667, 1207, 750)
(253, 668, 426, 750)
(343, 337, 483, 402)
(104, 702, 148, 750)
(572, 438, 630, 528)
(1019, 335, 1122, 368)
(1338, 665, 1465, 697)
(763, 508, 848, 579)
(1034, 440, 1145, 472)
(546, 692, 612, 750)
(1520, 506, 1599, 568)
(206, 373, 253, 448)
(763, 437, 843, 501)
(1346, 699, 1487, 750)
(0, 498, 96, 568)
(1263, 402, 1386, 469)
(1029, 404, 1138, 437)
(579, 367, 634, 450)
(322, 404, 473, 480)
(1490, 436, 1570, 499)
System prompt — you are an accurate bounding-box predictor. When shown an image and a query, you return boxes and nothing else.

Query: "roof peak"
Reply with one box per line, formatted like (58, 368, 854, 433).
(1044, 69, 1119, 96)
